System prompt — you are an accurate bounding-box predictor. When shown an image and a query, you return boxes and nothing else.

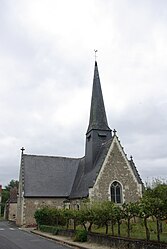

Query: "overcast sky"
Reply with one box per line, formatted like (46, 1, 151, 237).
(0, 0, 167, 187)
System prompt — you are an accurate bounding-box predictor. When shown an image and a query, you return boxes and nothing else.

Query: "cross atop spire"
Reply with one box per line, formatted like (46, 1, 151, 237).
(94, 49, 98, 61)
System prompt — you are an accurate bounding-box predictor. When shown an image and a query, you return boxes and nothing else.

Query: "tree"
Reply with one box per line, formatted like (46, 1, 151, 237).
(139, 197, 153, 241)
(95, 201, 114, 235)
(5, 180, 19, 192)
(80, 201, 99, 232)
(122, 202, 140, 238)
(143, 183, 167, 242)
(1, 179, 19, 216)
(113, 206, 124, 237)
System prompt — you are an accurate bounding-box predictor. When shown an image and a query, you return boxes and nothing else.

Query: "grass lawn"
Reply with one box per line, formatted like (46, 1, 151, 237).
(91, 220, 167, 243)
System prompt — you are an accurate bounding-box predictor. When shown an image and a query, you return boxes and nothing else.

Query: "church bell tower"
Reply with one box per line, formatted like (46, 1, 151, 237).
(85, 61, 112, 172)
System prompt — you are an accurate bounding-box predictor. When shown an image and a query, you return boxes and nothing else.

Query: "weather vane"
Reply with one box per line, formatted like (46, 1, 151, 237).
(94, 49, 98, 61)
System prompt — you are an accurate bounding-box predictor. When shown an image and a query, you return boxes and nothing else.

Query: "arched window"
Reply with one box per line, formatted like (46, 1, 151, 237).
(110, 181, 122, 204)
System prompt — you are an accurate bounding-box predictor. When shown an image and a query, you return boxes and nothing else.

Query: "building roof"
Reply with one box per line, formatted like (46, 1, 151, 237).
(87, 61, 111, 134)
(23, 154, 80, 197)
(129, 158, 143, 185)
(69, 139, 113, 198)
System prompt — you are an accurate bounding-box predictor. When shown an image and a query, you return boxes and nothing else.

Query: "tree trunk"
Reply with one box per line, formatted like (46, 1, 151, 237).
(127, 218, 131, 238)
(160, 221, 163, 233)
(144, 216, 150, 241)
(74, 219, 76, 231)
(156, 218, 160, 242)
(66, 219, 69, 229)
(105, 223, 108, 234)
(117, 221, 121, 236)
(82, 223, 87, 230)
(111, 221, 114, 236)
(88, 222, 93, 232)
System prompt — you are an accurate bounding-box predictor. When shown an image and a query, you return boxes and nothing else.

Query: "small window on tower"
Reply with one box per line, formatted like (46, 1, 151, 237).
(98, 132, 107, 137)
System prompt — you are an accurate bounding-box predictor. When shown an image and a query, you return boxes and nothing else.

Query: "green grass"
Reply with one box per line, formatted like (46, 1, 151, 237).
(91, 220, 167, 243)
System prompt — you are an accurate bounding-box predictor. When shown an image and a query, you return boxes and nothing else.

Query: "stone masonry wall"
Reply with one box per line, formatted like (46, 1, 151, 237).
(24, 197, 65, 227)
(89, 137, 142, 203)
(8, 203, 17, 221)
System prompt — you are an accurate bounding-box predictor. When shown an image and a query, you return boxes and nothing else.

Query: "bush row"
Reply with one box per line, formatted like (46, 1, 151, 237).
(34, 184, 167, 242)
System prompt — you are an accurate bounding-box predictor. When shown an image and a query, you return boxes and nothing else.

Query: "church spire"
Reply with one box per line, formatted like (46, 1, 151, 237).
(87, 61, 111, 134)
(85, 61, 112, 172)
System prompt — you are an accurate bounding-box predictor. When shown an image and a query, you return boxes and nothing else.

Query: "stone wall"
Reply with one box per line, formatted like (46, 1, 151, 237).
(23, 197, 65, 227)
(8, 203, 17, 221)
(46, 228, 167, 249)
(87, 232, 167, 249)
(89, 137, 142, 203)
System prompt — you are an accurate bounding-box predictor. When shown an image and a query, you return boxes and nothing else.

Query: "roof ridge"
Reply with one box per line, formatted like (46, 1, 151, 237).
(23, 154, 82, 160)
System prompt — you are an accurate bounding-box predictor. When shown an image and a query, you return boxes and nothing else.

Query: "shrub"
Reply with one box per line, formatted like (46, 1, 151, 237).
(39, 225, 61, 235)
(74, 229, 88, 242)
(34, 207, 66, 226)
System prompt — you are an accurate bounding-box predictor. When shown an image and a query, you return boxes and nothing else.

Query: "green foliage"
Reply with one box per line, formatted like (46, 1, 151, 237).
(1, 189, 9, 215)
(1, 179, 18, 216)
(34, 192, 167, 243)
(4, 180, 19, 191)
(74, 229, 88, 242)
(122, 202, 140, 238)
(34, 207, 59, 226)
(39, 225, 61, 235)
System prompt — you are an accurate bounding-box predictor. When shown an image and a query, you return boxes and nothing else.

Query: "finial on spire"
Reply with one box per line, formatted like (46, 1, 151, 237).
(94, 49, 98, 61)
(113, 129, 117, 136)
(21, 147, 25, 155)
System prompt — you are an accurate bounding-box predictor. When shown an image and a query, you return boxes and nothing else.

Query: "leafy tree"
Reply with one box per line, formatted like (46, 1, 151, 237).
(1, 189, 10, 216)
(144, 182, 167, 241)
(79, 200, 104, 232)
(94, 201, 114, 234)
(1, 179, 19, 216)
(122, 202, 140, 238)
(5, 180, 19, 192)
(61, 209, 72, 229)
(139, 197, 153, 240)
(113, 206, 124, 236)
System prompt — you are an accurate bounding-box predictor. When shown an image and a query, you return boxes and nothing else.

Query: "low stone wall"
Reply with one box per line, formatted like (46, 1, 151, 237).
(57, 229, 167, 249)
(87, 232, 167, 249)
(58, 229, 75, 237)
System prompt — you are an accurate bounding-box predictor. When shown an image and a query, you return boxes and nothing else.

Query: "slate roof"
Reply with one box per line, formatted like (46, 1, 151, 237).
(129, 158, 143, 185)
(22, 138, 112, 199)
(22, 137, 143, 199)
(69, 139, 113, 199)
(87, 61, 111, 134)
(23, 154, 80, 197)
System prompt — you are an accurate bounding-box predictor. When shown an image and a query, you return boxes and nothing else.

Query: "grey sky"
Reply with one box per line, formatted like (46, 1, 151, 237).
(0, 0, 167, 187)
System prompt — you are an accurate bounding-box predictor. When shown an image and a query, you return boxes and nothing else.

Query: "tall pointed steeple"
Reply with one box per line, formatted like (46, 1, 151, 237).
(85, 61, 112, 172)
(87, 61, 111, 133)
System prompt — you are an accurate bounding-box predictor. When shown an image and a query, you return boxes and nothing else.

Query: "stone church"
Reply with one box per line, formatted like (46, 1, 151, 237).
(16, 61, 143, 227)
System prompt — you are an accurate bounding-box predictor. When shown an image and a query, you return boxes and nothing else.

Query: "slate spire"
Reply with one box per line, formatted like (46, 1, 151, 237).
(85, 61, 112, 172)
(87, 61, 111, 134)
